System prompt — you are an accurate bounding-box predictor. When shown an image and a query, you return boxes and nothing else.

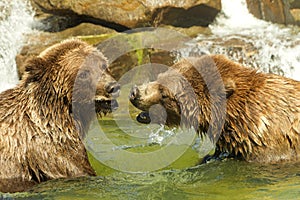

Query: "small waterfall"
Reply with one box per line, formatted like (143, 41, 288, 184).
(0, 0, 34, 92)
(179, 0, 300, 81)
(213, 0, 300, 80)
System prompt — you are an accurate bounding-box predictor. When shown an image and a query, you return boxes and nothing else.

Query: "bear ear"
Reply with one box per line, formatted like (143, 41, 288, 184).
(24, 57, 46, 85)
(224, 78, 235, 98)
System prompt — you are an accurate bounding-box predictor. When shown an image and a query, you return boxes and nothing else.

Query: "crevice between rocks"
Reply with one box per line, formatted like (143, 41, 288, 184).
(152, 4, 220, 28)
(33, 7, 130, 33)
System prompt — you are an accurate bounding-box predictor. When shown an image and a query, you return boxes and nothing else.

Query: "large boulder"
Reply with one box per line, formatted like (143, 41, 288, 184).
(246, 0, 300, 25)
(290, 0, 300, 24)
(30, 0, 221, 29)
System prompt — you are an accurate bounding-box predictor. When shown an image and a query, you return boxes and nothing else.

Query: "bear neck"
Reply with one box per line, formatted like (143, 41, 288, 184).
(72, 102, 96, 137)
(21, 78, 97, 137)
(19, 81, 85, 137)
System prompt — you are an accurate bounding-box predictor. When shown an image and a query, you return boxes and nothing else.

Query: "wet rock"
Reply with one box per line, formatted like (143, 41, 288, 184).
(290, 9, 300, 24)
(290, 0, 300, 24)
(290, 0, 300, 7)
(33, 14, 83, 32)
(29, 0, 221, 30)
(179, 35, 285, 75)
(94, 28, 197, 81)
(159, 25, 211, 38)
(0, 0, 12, 21)
(151, 1, 221, 27)
(197, 37, 259, 65)
(177, 36, 258, 65)
(245, 0, 299, 25)
(106, 48, 176, 82)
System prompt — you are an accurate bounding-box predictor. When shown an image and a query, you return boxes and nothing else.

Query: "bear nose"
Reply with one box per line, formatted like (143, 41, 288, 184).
(129, 85, 140, 101)
(105, 82, 120, 98)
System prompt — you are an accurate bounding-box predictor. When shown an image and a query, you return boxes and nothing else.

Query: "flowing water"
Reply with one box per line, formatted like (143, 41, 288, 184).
(0, 0, 34, 92)
(180, 0, 300, 80)
(1, 0, 300, 199)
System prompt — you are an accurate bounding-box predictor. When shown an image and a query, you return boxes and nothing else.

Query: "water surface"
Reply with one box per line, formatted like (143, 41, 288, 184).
(5, 158, 300, 199)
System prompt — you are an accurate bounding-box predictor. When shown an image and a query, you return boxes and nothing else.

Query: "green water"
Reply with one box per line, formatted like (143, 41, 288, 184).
(4, 158, 300, 199)
(2, 114, 300, 199)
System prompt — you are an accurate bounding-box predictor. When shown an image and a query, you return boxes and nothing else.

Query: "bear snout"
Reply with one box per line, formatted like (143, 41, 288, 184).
(136, 111, 151, 124)
(129, 85, 140, 101)
(105, 82, 121, 98)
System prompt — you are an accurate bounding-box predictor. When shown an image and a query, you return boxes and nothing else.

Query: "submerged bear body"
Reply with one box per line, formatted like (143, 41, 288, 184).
(130, 55, 300, 163)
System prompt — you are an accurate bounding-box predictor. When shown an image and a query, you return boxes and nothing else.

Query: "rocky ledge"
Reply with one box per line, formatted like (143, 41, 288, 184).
(30, 0, 221, 31)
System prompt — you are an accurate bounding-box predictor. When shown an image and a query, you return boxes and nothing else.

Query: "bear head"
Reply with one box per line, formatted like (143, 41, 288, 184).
(130, 55, 234, 137)
(22, 39, 120, 129)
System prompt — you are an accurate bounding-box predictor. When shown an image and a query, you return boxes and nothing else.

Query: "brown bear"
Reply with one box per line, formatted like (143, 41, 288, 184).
(0, 39, 120, 193)
(130, 55, 300, 164)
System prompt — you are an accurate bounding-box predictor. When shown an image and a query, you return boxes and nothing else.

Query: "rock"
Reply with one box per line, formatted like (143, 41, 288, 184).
(290, 0, 300, 24)
(173, 34, 285, 76)
(290, 0, 300, 8)
(29, 0, 221, 30)
(159, 25, 211, 38)
(290, 9, 300, 24)
(190, 36, 285, 75)
(151, 1, 221, 27)
(246, 0, 299, 25)
(105, 48, 176, 82)
(178, 36, 258, 65)
(58, 22, 116, 36)
(0, 0, 12, 21)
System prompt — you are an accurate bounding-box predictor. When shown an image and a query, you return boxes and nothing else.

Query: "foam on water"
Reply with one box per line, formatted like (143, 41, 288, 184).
(212, 0, 268, 34)
(0, 0, 34, 92)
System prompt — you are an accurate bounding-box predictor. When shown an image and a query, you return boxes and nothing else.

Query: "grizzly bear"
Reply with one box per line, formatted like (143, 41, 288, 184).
(130, 55, 300, 163)
(0, 39, 120, 193)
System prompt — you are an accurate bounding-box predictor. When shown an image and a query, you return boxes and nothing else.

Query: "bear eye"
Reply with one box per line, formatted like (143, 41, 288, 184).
(101, 63, 107, 70)
(161, 92, 168, 99)
(159, 86, 168, 99)
(78, 70, 89, 79)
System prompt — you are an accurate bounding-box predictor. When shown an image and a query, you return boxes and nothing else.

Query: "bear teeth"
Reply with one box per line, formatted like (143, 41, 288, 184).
(94, 99, 119, 116)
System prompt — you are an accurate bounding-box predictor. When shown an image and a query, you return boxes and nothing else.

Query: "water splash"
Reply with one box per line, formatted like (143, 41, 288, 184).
(0, 0, 35, 92)
(214, 0, 300, 80)
(178, 0, 300, 80)
(211, 0, 268, 34)
(147, 125, 176, 145)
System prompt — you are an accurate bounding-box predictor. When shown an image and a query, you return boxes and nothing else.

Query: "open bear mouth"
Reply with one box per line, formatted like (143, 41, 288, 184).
(95, 99, 119, 115)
